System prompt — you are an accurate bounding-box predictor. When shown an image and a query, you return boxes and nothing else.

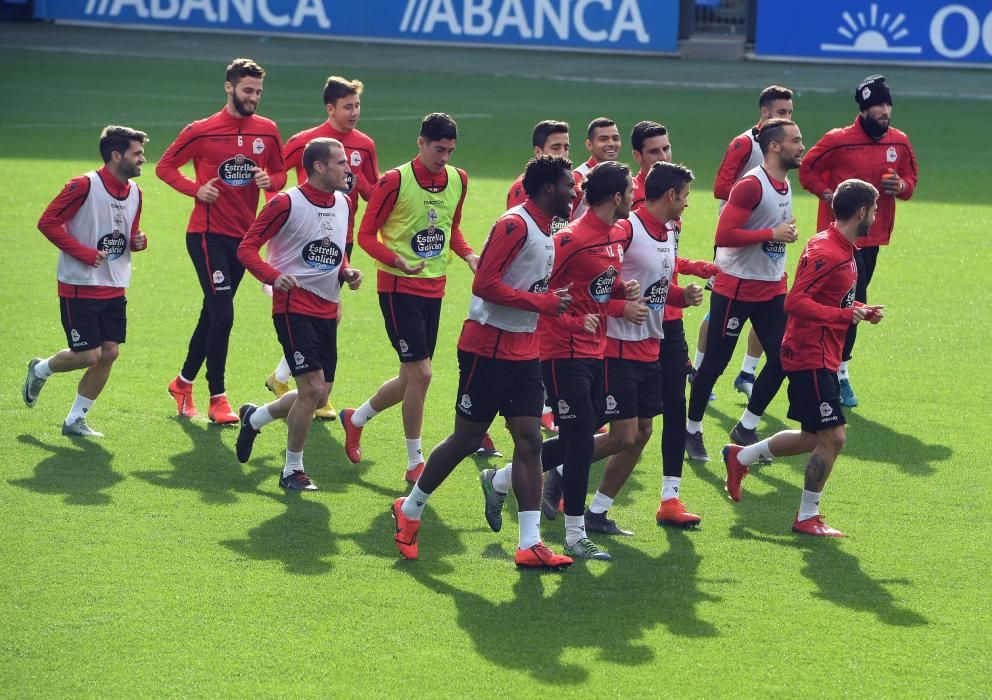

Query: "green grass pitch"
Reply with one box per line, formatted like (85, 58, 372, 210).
(1, 23, 990, 696)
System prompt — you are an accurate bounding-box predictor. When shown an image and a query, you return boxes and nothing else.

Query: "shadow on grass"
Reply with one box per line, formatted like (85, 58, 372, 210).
(844, 411, 949, 477)
(11, 434, 123, 505)
(353, 510, 721, 682)
(220, 491, 339, 575)
(729, 467, 927, 627)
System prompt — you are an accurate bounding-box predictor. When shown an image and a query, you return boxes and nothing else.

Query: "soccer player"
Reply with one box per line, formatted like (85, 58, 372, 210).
(571, 117, 621, 219)
(263, 75, 379, 421)
(234, 138, 362, 491)
(157, 58, 286, 424)
(341, 113, 478, 483)
(698, 85, 795, 399)
(392, 155, 577, 568)
(722, 179, 884, 536)
(799, 75, 917, 407)
(506, 120, 570, 209)
(685, 119, 803, 462)
(23, 126, 149, 437)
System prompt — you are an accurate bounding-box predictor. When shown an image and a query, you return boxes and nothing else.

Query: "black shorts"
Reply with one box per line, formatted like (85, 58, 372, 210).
(786, 369, 846, 434)
(60, 296, 126, 352)
(603, 357, 664, 420)
(455, 350, 544, 425)
(542, 358, 606, 428)
(379, 292, 442, 363)
(273, 313, 337, 382)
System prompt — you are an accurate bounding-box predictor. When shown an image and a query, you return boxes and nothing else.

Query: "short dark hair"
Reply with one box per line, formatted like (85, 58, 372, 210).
(759, 85, 793, 109)
(532, 120, 569, 149)
(587, 117, 616, 141)
(99, 125, 148, 164)
(757, 118, 796, 154)
(323, 76, 363, 106)
(522, 154, 574, 198)
(582, 161, 630, 206)
(420, 112, 457, 142)
(225, 58, 265, 85)
(630, 120, 668, 153)
(644, 161, 694, 202)
(302, 137, 343, 177)
(831, 179, 878, 220)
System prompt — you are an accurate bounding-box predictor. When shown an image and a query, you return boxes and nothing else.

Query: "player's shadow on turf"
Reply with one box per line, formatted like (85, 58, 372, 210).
(729, 467, 927, 627)
(11, 434, 123, 505)
(134, 418, 270, 505)
(220, 491, 338, 575)
(401, 531, 722, 684)
(844, 412, 947, 477)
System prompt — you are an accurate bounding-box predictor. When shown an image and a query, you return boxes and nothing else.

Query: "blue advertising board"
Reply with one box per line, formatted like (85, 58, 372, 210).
(755, 0, 992, 67)
(33, 0, 679, 54)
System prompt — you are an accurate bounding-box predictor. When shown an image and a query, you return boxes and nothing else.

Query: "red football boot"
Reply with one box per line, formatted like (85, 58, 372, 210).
(540, 410, 558, 433)
(515, 542, 573, 570)
(655, 498, 702, 527)
(392, 497, 421, 559)
(792, 513, 845, 538)
(168, 376, 197, 418)
(405, 461, 425, 484)
(208, 394, 239, 424)
(340, 408, 363, 464)
(722, 444, 750, 502)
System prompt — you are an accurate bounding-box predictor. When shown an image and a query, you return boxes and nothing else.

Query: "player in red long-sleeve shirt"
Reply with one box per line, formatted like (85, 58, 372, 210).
(723, 179, 884, 537)
(263, 75, 379, 421)
(686, 119, 803, 464)
(799, 75, 918, 408)
(506, 119, 571, 210)
(340, 113, 479, 484)
(391, 155, 577, 569)
(24, 126, 149, 438)
(234, 138, 362, 493)
(703, 86, 795, 398)
(157, 58, 286, 424)
(571, 117, 621, 220)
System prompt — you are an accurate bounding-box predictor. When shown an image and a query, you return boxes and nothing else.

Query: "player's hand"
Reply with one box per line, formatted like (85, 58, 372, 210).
(851, 305, 869, 324)
(343, 267, 362, 290)
(552, 282, 573, 315)
(131, 231, 147, 251)
(273, 273, 298, 292)
(771, 217, 798, 243)
(393, 255, 427, 275)
(90, 249, 108, 267)
(582, 313, 600, 333)
(623, 298, 649, 324)
(623, 278, 641, 300)
(865, 304, 885, 324)
(684, 283, 704, 306)
(881, 168, 903, 195)
(252, 167, 271, 191)
(464, 253, 479, 273)
(196, 177, 221, 203)
(821, 190, 833, 202)
(700, 263, 720, 278)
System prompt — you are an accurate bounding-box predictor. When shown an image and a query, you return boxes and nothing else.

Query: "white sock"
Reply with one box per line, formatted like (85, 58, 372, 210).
(65, 394, 95, 424)
(351, 400, 378, 427)
(686, 419, 703, 435)
(555, 464, 563, 476)
(542, 405, 552, 416)
(402, 485, 430, 520)
(739, 409, 761, 431)
(274, 357, 292, 384)
(564, 514, 586, 547)
(741, 354, 761, 375)
(283, 450, 303, 477)
(798, 488, 822, 521)
(35, 358, 54, 379)
(492, 463, 512, 494)
(661, 476, 682, 501)
(693, 350, 705, 371)
(588, 490, 613, 515)
(250, 404, 275, 430)
(405, 438, 423, 469)
(838, 361, 850, 381)
(179, 373, 194, 385)
(518, 510, 541, 550)
(739, 438, 774, 465)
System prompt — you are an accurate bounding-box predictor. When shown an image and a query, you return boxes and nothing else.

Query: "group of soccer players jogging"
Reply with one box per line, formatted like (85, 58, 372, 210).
(23, 57, 917, 569)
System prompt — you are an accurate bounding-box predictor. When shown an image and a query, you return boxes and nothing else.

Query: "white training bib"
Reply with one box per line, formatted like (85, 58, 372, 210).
(607, 212, 676, 342)
(715, 165, 792, 282)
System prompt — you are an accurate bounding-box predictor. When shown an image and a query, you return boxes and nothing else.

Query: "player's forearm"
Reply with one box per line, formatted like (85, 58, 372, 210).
(715, 225, 773, 247)
(676, 257, 718, 278)
(450, 226, 474, 258)
(356, 228, 398, 267)
(784, 294, 851, 326)
(236, 244, 280, 286)
(155, 163, 200, 198)
(37, 220, 97, 264)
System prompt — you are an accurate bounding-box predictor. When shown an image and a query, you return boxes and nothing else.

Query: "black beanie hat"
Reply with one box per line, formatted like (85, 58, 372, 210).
(856, 75, 893, 111)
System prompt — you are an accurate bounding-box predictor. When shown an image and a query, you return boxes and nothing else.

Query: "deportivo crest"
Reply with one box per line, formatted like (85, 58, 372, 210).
(589, 265, 619, 303)
(399, 339, 409, 354)
(218, 154, 257, 187)
(252, 138, 265, 155)
(412, 209, 445, 259)
(557, 399, 570, 415)
(886, 146, 897, 163)
(212, 270, 225, 284)
(862, 87, 871, 101)
(727, 317, 740, 331)
(350, 151, 362, 167)
(98, 230, 127, 261)
(819, 402, 834, 418)
(605, 394, 618, 412)
(293, 351, 305, 367)
(302, 236, 343, 271)
(459, 394, 472, 412)
(71, 329, 80, 343)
